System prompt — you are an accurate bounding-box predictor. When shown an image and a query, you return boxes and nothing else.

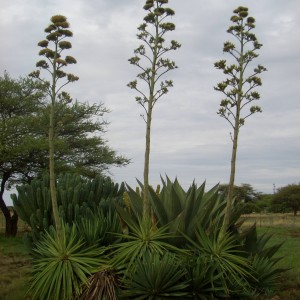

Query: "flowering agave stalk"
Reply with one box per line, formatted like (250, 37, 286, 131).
(128, 0, 181, 218)
(29, 15, 79, 238)
(214, 7, 266, 238)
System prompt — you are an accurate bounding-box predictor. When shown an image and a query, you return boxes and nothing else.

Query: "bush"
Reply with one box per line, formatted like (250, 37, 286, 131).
(22, 176, 285, 299)
(12, 173, 125, 248)
(28, 223, 105, 300)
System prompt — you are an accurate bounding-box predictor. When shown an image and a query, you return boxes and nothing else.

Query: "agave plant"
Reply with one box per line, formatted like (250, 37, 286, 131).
(184, 226, 252, 297)
(239, 226, 286, 296)
(28, 223, 105, 300)
(185, 255, 226, 299)
(124, 177, 226, 247)
(76, 207, 122, 247)
(110, 207, 182, 271)
(78, 265, 120, 300)
(152, 178, 224, 228)
(121, 252, 189, 299)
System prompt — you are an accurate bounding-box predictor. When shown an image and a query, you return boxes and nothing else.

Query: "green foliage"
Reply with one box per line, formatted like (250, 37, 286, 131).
(185, 255, 227, 299)
(121, 252, 189, 299)
(272, 183, 300, 215)
(0, 71, 47, 235)
(34, 100, 130, 177)
(12, 173, 125, 247)
(249, 256, 284, 295)
(219, 183, 262, 203)
(184, 227, 251, 296)
(241, 225, 287, 296)
(241, 202, 261, 214)
(254, 194, 274, 212)
(0, 72, 46, 186)
(28, 223, 104, 300)
(110, 214, 181, 270)
(13, 175, 285, 299)
(0, 74, 43, 177)
(125, 177, 226, 246)
(113, 178, 284, 298)
(76, 207, 122, 247)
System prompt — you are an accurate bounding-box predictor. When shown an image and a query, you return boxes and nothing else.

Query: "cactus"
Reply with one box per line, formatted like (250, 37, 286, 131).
(12, 173, 125, 247)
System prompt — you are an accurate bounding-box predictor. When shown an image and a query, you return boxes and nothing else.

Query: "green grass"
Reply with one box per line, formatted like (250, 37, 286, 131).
(0, 223, 299, 299)
(256, 226, 300, 299)
(0, 235, 31, 300)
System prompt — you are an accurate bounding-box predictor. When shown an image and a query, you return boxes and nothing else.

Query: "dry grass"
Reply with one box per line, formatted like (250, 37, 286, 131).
(240, 213, 300, 228)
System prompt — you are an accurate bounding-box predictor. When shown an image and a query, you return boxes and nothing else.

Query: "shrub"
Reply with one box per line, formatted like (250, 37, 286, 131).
(12, 173, 124, 248)
(28, 223, 105, 300)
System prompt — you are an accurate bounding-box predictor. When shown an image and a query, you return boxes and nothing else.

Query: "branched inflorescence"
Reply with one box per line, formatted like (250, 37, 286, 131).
(127, 0, 181, 117)
(214, 6, 266, 130)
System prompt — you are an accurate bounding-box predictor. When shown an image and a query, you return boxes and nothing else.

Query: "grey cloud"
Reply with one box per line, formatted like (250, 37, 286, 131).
(1, 0, 299, 205)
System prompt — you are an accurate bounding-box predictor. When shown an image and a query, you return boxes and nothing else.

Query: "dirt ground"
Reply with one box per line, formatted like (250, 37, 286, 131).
(0, 251, 31, 299)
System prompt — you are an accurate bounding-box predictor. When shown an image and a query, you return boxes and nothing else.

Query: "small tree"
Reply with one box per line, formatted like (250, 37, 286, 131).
(30, 15, 79, 237)
(128, 0, 181, 217)
(35, 100, 130, 177)
(0, 72, 45, 236)
(272, 183, 300, 216)
(219, 183, 262, 203)
(214, 6, 267, 236)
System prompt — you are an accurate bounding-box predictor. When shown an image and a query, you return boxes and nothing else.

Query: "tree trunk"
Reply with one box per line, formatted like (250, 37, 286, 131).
(0, 174, 18, 237)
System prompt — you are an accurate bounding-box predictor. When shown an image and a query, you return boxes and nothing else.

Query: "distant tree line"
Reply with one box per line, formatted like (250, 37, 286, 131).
(221, 182, 300, 216)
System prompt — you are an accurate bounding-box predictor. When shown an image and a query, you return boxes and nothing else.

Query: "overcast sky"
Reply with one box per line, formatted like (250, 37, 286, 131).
(1, 0, 299, 205)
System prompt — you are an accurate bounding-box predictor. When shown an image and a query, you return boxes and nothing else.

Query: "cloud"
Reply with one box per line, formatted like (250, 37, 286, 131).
(1, 0, 299, 206)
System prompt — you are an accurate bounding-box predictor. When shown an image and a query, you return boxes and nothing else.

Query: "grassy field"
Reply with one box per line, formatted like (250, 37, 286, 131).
(241, 213, 300, 228)
(0, 235, 31, 300)
(0, 213, 300, 299)
(256, 226, 300, 299)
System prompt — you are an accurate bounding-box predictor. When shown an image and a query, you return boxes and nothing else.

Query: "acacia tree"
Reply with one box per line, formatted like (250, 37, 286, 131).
(214, 6, 267, 236)
(272, 183, 300, 216)
(30, 15, 79, 237)
(128, 0, 181, 217)
(35, 100, 129, 177)
(219, 183, 262, 203)
(0, 72, 45, 236)
(0, 72, 128, 236)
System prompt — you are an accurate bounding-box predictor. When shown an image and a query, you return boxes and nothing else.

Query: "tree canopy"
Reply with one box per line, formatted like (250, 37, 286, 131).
(0, 71, 46, 187)
(272, 183, 300, 215)
(0, 71, 46, 235)
(34, 100, 130, 177)
(0, 71, 129, 236)
(219, 183, 262, 203)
